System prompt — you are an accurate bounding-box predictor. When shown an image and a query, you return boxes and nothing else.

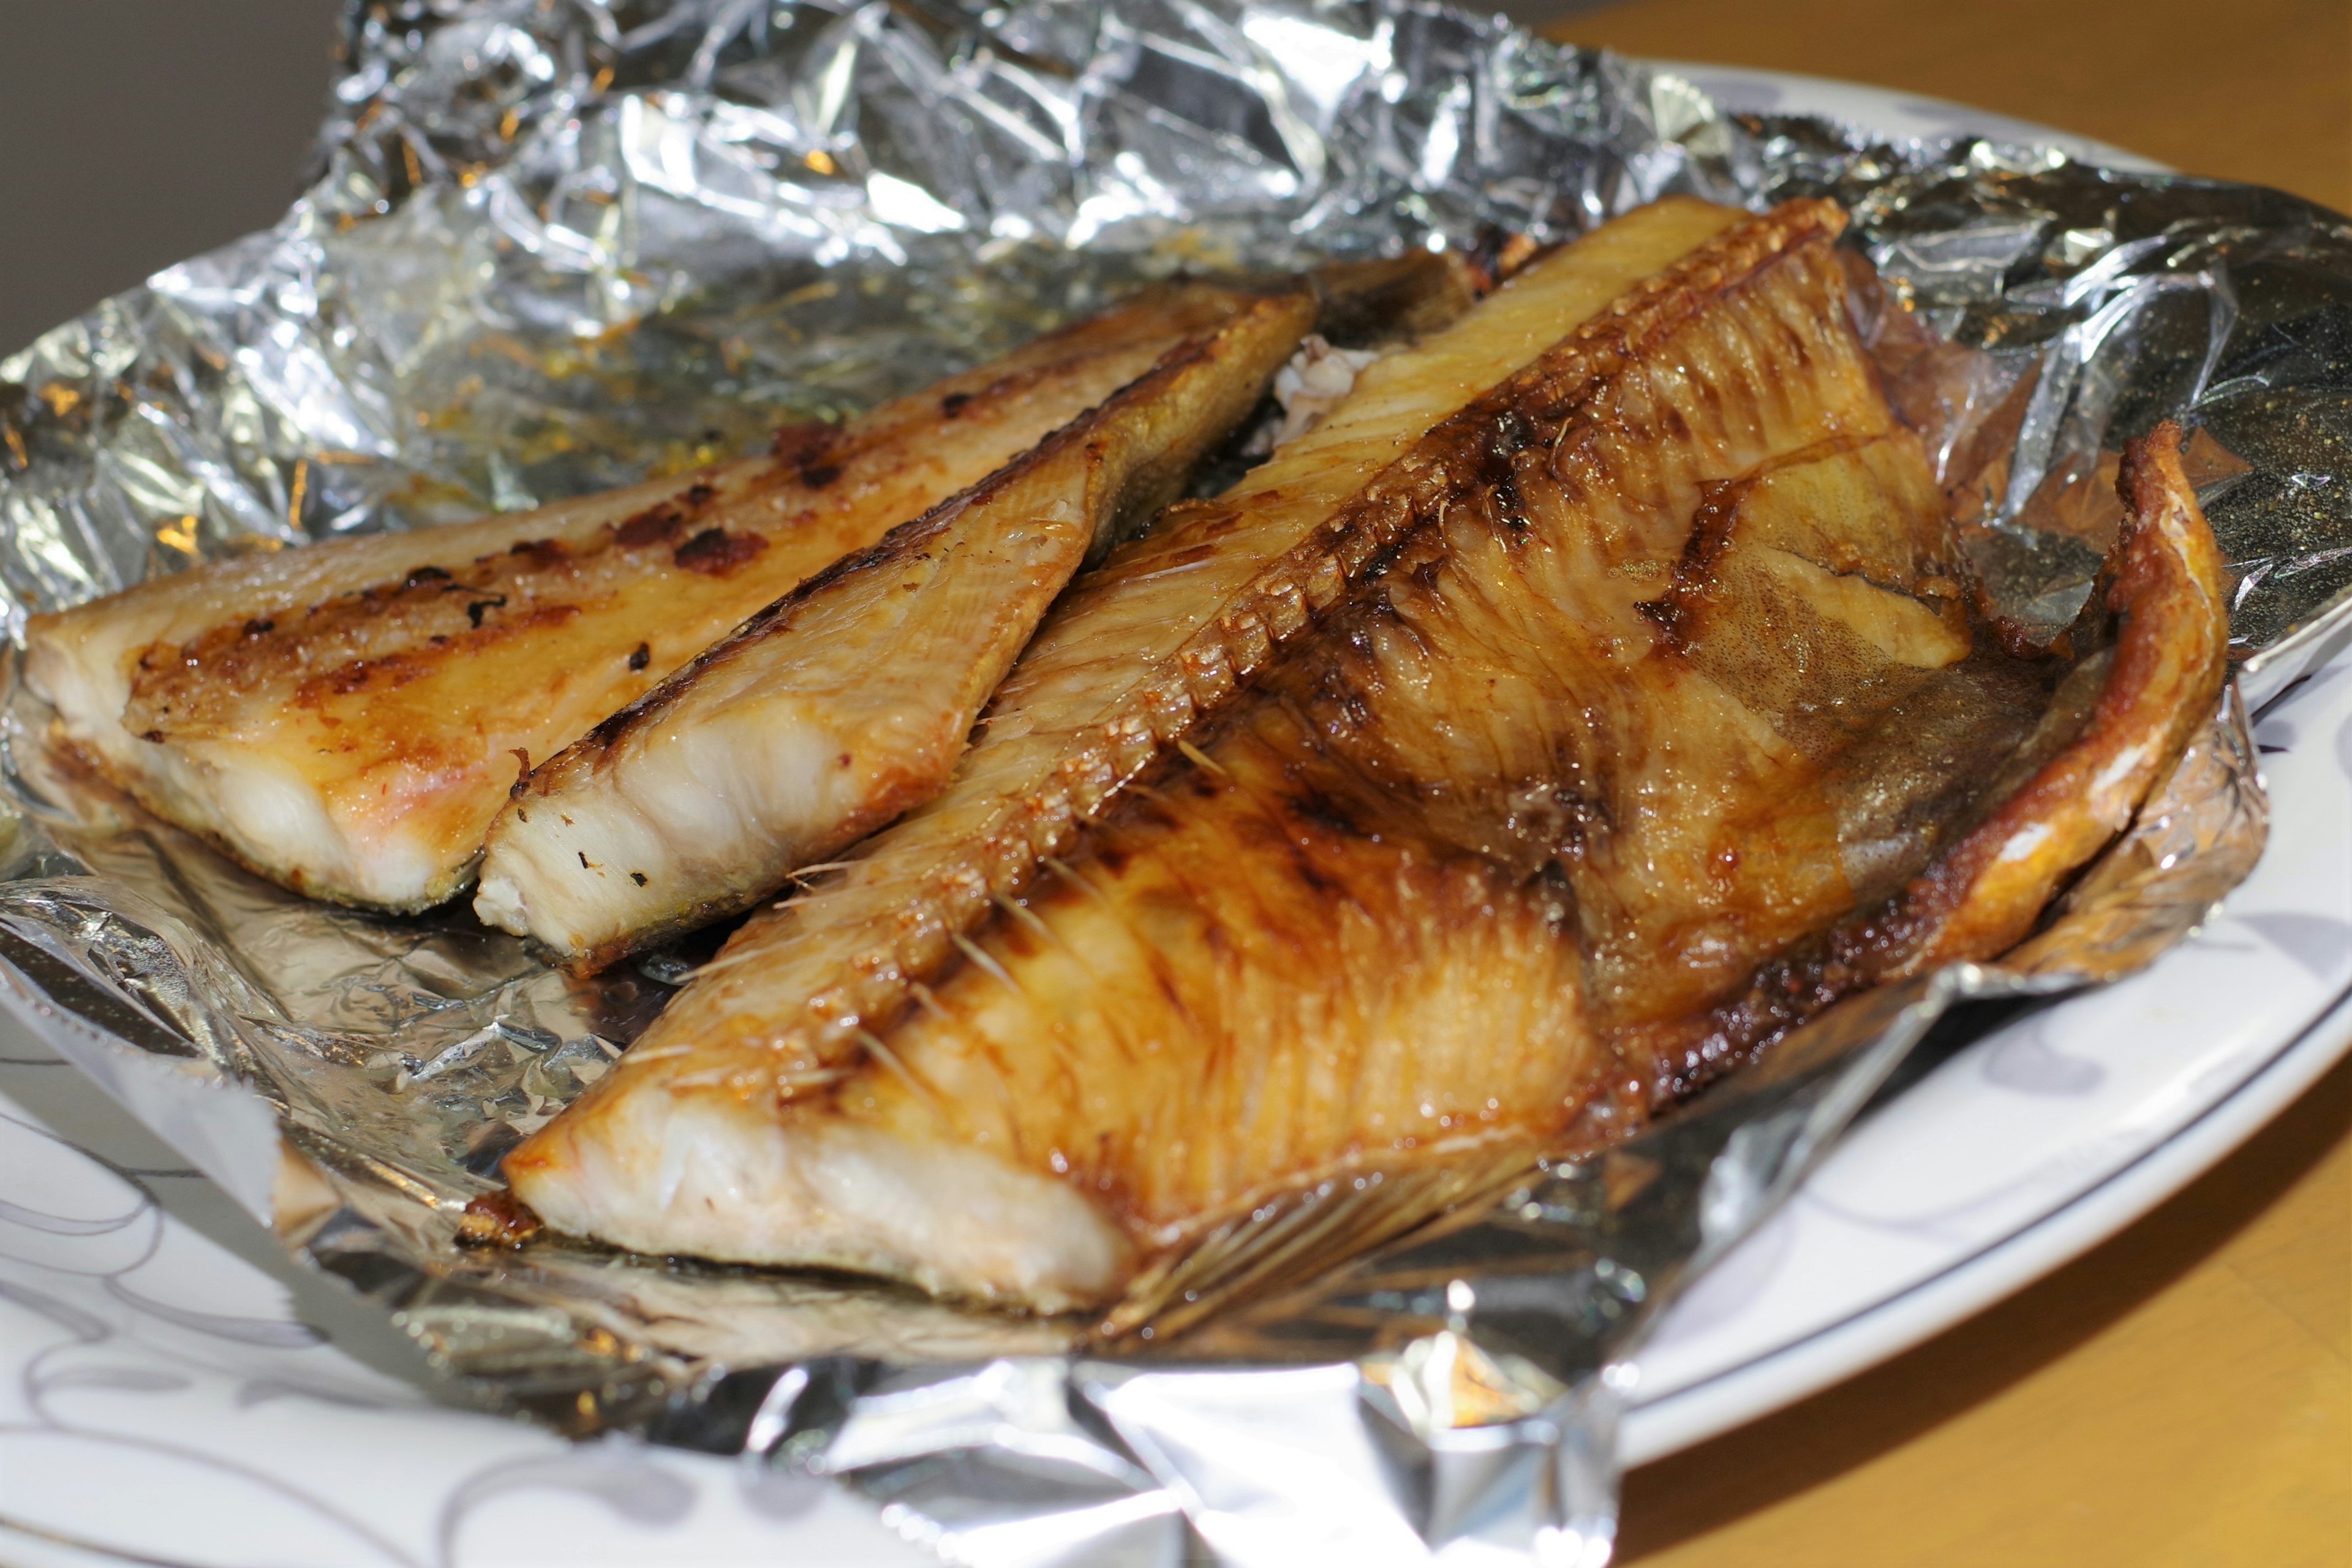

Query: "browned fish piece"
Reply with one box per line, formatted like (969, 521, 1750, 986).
(513, 195, 1744, 1055)
(473, 287, 1314, 970)
(490, 198, 1781, 1289)
(20, 284, 1265, 910)
(503, 199, 2224, 1318)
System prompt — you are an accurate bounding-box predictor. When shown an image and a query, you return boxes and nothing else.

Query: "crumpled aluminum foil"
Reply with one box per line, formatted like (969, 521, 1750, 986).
(0, 2, 2345, 1563)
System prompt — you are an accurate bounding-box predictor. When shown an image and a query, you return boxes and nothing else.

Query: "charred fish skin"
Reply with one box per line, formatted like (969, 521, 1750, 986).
(21, 283, 1264, 912)
(474, 287, 1316, 972)
(508, 202, 2228, 1319)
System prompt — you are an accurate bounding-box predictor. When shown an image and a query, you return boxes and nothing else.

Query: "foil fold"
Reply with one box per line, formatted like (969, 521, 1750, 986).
(1, 2, 2347, 1564)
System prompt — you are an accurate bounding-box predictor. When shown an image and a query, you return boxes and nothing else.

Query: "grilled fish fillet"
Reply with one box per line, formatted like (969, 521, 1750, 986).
(516, 194, 1741, 1038)
(20, 284, 1268, 911)
(505, 199, 2226, 1316)
(472, 288, 1314, 970)
(497, 197, 1751, 1280)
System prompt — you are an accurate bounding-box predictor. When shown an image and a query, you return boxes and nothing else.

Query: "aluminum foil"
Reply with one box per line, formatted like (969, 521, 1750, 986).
(0, 2, 2346, 1562)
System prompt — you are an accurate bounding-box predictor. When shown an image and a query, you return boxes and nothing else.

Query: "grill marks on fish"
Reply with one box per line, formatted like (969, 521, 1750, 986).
(124, 522, 684, 741)
(473, 287, 1316, 970)
(24, 284, 1261, 911)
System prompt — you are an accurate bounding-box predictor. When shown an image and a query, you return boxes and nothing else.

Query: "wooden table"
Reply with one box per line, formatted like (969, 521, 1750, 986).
(1538, 2, 2352, 1561)
(1552, 0, 2350, 212)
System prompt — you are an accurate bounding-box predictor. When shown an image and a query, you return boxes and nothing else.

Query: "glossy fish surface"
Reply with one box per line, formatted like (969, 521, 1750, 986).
(505, 199, 2228, 1319)
(23, 284, 1260, 910)
(475, 287, 1314, 970)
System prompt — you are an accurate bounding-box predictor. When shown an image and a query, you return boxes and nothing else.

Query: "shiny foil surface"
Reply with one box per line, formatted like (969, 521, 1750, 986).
(0, 3, 2345, 1563)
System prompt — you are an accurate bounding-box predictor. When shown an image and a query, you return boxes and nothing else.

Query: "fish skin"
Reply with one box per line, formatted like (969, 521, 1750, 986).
(1847, 420, 2230, 971)
(474, 287, 1316, 971)
(20, 284, 1264, 911)
(1611, 422, 2226, 1107)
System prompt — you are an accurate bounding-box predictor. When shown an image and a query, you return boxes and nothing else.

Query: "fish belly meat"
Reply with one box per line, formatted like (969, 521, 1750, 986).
(504, 196, 2226, 1318)
(22, 284, 1263, 910)
(473, 287, 1314, 971)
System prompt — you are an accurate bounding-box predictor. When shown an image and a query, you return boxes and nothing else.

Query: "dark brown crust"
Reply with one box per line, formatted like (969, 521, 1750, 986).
(456, 1189, 544, 1250)
(671, 527, 767, 576)
(1308, 251, 1483, 345)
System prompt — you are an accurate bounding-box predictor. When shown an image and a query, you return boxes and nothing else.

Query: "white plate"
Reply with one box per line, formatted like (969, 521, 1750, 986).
(1651, 61, 2169, 172)
(4, 66, 2347, 1567)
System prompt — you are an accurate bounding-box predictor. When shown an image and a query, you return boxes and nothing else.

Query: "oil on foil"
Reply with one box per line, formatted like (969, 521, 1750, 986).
(0, 2, 2346, 1564)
